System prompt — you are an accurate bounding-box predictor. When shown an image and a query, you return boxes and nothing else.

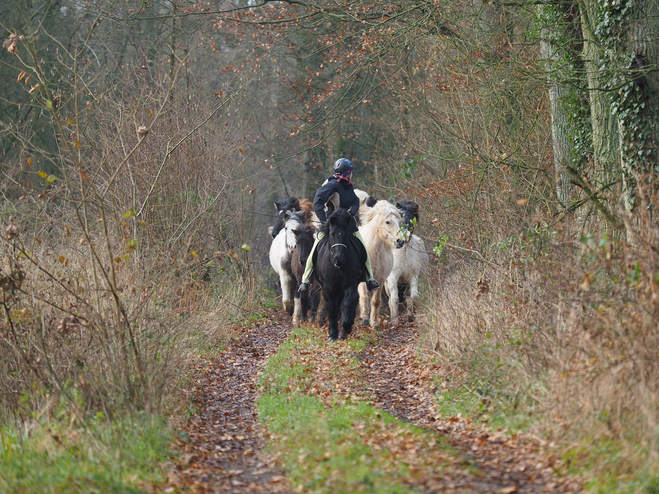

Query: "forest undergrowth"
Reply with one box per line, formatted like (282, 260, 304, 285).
(0, 31, 269, 490)
(413, 167, 659, 493)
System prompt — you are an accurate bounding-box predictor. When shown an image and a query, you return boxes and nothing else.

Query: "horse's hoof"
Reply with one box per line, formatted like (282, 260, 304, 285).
(361, 319, 370, 326)
(328, 335, 338, 341)
(339, 334, 347, 340)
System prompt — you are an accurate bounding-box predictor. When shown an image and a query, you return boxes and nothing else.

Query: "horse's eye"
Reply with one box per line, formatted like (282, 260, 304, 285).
(386, 221, 391, 225)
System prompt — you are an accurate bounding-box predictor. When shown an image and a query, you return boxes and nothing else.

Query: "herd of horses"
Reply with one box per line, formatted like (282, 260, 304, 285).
(268, 190, 430, 341)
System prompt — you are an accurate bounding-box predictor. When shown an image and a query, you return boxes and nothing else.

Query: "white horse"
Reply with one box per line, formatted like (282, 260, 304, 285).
(387, 201, 430, 325)
(269, 210, 307, 315)
(387, 234, 429, 325)
(357, 200, 405, 328)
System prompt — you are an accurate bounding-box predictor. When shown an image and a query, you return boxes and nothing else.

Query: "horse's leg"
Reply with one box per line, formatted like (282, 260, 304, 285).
(327, 295, 340, 341)
(309, 286, 321, 322)
(387, 272, 400, 326)
(318, 297, 328, 326)
(408, 275, 420, 322)
(371, 287, 382, 328)
(292, 290, 302, 326)
(280, 269, 295, 316)
(358, 282, 370, 326)
(340, 287, 359, 339)
(300, 291, 309, 322)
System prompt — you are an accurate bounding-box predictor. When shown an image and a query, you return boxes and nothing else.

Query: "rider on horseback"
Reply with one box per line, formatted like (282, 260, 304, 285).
(298, 158, 380, 293)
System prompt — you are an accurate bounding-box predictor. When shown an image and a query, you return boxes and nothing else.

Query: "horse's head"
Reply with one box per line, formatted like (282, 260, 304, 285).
(362, 200, 406, 249)
(284, 210, 307, 251)
(324, 208, 353, 268)
(396, 200, 419, 244)
(292, 224, 315, 266)
(271, 197, 302, 238)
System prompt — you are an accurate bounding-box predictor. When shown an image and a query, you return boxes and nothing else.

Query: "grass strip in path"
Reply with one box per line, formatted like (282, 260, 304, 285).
(259, 324, 496, 493)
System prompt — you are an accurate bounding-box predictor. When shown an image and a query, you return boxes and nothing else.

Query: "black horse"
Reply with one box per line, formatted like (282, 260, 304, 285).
(271, 197, 314, 238)
(290, 224, 321, 325)
(271, 197, 301, 238)
(313, 208, 366, 340)
(396, 200, 420, 232)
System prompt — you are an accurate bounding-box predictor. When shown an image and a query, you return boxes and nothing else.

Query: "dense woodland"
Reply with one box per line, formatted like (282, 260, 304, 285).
(1, 0, 659, 491)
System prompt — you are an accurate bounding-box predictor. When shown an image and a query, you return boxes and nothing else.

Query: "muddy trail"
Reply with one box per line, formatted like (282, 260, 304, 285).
(165, 311, 292, 494)
(165, 309, 581, 493)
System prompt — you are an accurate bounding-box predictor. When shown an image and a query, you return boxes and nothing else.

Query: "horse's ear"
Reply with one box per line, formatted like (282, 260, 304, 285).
(411, 202, 420, 218)
(274, 201, 282, 211)
(395, 201, 402, 210)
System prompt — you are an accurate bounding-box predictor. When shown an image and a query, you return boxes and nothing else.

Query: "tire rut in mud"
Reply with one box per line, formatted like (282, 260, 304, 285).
(165, 310, 292, 494)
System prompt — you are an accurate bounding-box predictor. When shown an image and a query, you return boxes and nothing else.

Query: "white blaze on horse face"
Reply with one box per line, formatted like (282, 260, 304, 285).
(285, 220, 299, 252)
(386, 213, 405, 245)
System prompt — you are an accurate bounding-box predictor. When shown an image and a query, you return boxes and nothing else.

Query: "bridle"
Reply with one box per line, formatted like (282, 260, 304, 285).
(329, 239, 348, 267)
(330, 243, 347, 252)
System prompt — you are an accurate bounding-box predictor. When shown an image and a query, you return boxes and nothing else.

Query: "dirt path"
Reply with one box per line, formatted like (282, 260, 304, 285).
(165, 310, 581, 493)
(165, 310, 292, 494)
(356, 322, 582, 493)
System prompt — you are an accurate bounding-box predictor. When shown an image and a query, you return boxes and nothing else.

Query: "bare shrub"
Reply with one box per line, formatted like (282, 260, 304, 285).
(0, 32, 257, 421)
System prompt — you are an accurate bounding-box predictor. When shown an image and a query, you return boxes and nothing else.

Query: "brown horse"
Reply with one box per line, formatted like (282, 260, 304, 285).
(290, 224, 320, 326)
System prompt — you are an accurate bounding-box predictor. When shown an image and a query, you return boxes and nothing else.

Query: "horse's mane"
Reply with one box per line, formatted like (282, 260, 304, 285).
(293, 223, 315, 236)
(321, 208, 352, 236)
(299, 198, 312, 212)
(286, 210, 307, 225)
(275, 197, 301, 212)
(360, 200, 402, 225)
(354, 189, 371, 206)
(298, 198, 314, 223)
(395, 200, 420, 222)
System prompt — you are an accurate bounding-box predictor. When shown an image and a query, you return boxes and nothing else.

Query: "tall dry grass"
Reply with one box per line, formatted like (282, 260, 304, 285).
(415, 163, 659, 482)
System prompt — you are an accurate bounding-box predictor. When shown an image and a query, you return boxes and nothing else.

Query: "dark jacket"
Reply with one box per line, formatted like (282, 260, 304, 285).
(313, 175, 360, 232)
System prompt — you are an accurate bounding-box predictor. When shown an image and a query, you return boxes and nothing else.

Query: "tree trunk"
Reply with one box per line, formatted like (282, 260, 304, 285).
(538, 5, 575, 206)
(580, 0, 620, 187)
(620, 0, 659, 194)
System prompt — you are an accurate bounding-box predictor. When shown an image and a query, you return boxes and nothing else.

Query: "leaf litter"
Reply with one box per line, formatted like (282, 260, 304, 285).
(164, 308, 292, 493)
(165, 308, 582, 493)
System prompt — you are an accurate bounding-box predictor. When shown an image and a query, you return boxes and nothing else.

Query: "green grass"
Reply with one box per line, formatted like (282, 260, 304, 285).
(258, 325, 454, 493)
(560, 438, 659, 494)
(435, 380, 537, 433)
(0, 411, 173, 494)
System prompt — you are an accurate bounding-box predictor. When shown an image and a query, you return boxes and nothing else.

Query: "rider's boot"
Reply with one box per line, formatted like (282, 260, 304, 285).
(299, 268, 313, 293)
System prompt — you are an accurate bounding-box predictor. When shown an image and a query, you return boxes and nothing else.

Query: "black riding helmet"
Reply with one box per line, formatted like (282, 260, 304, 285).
(333, 158, 354, 175)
